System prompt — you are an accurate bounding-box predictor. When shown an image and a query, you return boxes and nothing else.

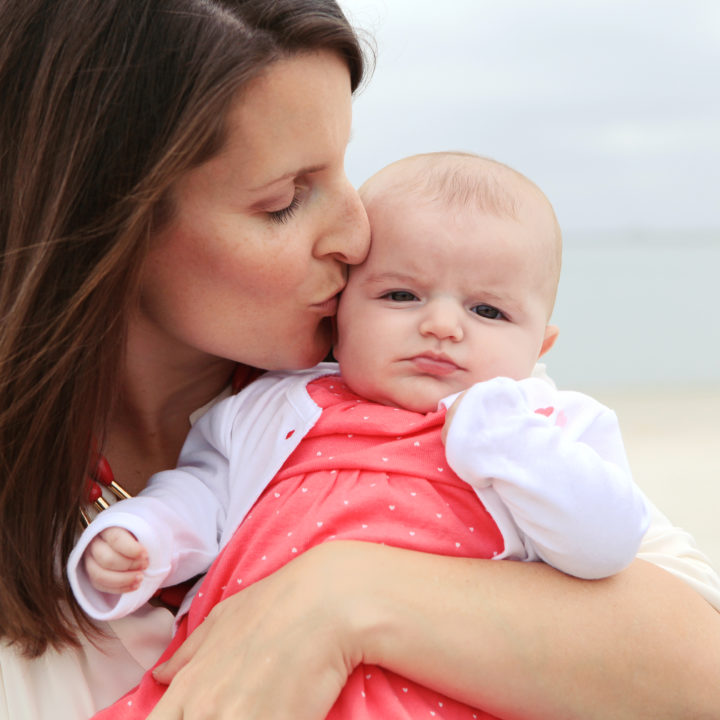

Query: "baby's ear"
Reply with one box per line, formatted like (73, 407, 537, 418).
(538, 325, 559, 358)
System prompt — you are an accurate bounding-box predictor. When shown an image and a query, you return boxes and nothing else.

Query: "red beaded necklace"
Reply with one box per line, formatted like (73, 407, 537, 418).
(81, 364, 261, 527)
(80, 450, 130, 527)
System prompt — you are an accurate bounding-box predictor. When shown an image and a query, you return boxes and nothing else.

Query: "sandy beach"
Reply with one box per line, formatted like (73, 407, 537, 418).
(589, 385, 720, 572)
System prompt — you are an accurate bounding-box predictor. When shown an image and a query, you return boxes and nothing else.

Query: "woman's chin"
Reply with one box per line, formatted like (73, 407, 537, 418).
(309, 318, 334, 365)
(266, 324, 332, 371)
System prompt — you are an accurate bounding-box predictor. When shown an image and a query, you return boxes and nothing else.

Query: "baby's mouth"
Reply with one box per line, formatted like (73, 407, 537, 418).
(408, 353, 462, 376)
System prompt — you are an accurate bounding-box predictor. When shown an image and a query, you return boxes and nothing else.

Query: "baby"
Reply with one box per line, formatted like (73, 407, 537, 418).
(69, 152, 649, 719)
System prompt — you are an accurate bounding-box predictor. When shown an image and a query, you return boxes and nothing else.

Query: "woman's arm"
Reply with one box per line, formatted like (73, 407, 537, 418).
(357, 546, 720, 719)
(149, 540, 720, 720)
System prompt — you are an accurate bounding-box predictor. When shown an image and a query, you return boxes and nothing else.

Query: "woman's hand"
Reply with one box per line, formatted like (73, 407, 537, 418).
(147, 542, 365, 720)
(147, 538, 720, 720)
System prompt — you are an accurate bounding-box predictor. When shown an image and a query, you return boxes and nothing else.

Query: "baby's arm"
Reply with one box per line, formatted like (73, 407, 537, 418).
(67, 394, 242, 621)
(83, 527, 148, 595)
(443, 376, 649, 579)
(67, 487, 219, 621)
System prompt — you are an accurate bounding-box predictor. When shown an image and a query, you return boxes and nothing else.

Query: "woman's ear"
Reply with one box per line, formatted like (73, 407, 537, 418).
(538, 324, 559, 358)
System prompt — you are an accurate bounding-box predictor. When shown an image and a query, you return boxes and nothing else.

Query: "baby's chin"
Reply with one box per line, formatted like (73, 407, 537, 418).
(367, 388, 445, 415)
(395, 398, 444, 414)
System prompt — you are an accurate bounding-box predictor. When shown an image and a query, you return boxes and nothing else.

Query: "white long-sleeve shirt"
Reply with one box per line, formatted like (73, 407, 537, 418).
(68, 364, 649, 621)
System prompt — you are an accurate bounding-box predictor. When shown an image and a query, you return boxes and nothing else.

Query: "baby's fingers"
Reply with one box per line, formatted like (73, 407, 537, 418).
(101, 527, 148, 562)
(84, 555, 144, 594)
(86, 529, 148, 574)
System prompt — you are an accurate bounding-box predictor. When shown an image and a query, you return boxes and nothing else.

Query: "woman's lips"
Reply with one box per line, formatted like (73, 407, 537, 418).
(409, 354, 462, 376)
(311, 294, 339, 316)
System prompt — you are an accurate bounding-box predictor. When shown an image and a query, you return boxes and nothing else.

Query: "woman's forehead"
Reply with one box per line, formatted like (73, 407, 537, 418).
(215, 52, 353, 189)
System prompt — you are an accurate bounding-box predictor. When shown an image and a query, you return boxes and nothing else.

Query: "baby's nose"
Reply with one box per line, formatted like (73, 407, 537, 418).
(418, 302, 464, 341)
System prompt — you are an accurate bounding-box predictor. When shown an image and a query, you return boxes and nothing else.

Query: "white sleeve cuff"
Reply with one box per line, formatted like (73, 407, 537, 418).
(67, 510, 173, 621)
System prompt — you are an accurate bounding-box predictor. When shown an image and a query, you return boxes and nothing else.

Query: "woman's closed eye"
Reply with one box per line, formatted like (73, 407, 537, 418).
(268, 194, 301, 224)
(471, 303, 505, 320)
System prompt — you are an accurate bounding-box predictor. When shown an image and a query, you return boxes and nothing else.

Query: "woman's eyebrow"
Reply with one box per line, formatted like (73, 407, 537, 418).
(249, 164, 326, 192)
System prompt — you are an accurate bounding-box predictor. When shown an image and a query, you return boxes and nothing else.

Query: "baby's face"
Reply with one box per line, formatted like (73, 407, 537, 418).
(334, 195, 558, 413)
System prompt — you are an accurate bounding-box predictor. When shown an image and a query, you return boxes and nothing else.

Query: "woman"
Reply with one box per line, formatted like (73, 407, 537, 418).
(1, 1, 718, 719)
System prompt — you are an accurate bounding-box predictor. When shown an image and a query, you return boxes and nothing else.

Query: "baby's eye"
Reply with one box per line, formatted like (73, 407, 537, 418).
(471, 304, 505, 320)
(383, 290, 419, 302)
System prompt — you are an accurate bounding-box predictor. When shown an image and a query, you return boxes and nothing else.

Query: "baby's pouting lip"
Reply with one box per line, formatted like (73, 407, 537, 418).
(405, 352, 464, 376)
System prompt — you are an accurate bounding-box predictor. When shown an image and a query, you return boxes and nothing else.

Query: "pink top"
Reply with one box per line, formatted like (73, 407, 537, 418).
(95, 376, 504, 719)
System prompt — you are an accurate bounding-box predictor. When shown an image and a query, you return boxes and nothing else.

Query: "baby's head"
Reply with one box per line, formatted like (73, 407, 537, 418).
(334, 152, 562, 413)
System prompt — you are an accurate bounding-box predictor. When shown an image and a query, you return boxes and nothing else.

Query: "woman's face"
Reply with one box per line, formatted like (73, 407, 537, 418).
(138, 51, 369, 371)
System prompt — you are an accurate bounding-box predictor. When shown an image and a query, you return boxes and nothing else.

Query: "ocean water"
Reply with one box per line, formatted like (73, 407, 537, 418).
(546, 229, 720, 390)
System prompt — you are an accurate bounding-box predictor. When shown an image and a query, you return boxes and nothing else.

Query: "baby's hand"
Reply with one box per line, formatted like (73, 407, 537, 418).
(83, 527, 149, 595)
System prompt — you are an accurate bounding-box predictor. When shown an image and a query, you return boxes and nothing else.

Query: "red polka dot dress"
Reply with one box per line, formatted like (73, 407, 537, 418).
(95, 376, 504, 719)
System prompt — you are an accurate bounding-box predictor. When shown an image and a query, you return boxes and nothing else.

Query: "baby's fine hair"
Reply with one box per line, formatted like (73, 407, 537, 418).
(362, 151, 553, 225)
(361, 151, 563, 308)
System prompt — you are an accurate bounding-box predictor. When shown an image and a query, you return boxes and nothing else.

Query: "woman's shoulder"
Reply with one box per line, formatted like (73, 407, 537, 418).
(640, 497, 720, 611)
(1, 638, 95, 720)
(0, 606, 173, 720)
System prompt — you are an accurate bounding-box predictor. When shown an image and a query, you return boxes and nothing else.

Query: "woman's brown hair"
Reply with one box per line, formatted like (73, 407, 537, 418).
(0, 0, 369, 657)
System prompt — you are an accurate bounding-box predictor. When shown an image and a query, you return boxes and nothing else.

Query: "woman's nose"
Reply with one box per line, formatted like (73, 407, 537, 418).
(314, 178, 370, 265)
(419, 301, 464, 342)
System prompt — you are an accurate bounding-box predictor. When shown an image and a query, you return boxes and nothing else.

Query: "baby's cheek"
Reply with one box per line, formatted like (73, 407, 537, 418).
(335, 349, 371, 395)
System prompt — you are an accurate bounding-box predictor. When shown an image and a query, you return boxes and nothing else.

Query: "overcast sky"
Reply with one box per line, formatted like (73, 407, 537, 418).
(340, 0, 720, 232)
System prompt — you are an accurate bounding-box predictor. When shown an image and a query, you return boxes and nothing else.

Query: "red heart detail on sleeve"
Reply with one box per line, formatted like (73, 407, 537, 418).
(534, 406, 554, 417)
